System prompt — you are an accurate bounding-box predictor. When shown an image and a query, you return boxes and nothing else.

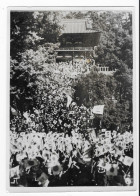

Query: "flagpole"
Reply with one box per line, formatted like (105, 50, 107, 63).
(100, 116, 103, 129)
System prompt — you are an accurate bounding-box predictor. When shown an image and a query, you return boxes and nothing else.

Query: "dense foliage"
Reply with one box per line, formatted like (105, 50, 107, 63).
(73, 69, 132, 130)
(10, 11, 62, 59)
(10, 11, 62, 111)
(65, 11, 133, 130)
(88, 11, 132, 70)
(10, 10, 133, 131)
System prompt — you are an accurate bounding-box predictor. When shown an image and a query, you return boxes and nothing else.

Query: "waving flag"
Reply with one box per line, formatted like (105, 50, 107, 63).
(106, 163, 118, 176)
(81, 145, 95, 165)
(92, 105, 104, 115)
(37, 172, 49, 185)
(11, 107, 17, 116)
(90, 129, 97, 140)
(10, 165, 19, 178)
(119, 156, 133, 166)
(23, 112, 30, 123)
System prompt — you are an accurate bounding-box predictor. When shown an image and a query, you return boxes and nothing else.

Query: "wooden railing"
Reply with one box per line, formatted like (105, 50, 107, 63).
(55, 47, 93, 51)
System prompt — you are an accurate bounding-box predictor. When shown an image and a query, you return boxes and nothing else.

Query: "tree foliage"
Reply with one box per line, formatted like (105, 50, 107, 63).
(10, 11, 62, 111)
(10, 11, 62, 59)
(86, 11, 133, 70)
(10, 10, 133, 131)
(73, 69, 132, 130)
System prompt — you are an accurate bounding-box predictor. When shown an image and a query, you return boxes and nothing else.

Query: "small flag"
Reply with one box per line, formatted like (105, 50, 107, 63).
(114, 146, 123, 156)
(106, 163, 118, 176)
(23, 112, 31, 123)
(66, 95, 72, 107)
(119, 156, 133, 166)
(37, 172, 49, 185)
(10, 165, 19, 178)
(43, 179, 50, 187)
(11, 107, 17, 116)
(105, 130, 112, 138)
(92, 105, 104, 115)
(90, 129, 97, 140)
(69, 111, 75, 114)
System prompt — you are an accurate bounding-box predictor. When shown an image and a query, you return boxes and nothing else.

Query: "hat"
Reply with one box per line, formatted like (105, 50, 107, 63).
(42, 149, 50, 161)
(98, 167, 106, 173)
(51, 164, 63, 176)
(20, 132, 25, 137)
(22, 158, 40, 170)
(16, 151, 27, 162)
(49, 153, 59, 165)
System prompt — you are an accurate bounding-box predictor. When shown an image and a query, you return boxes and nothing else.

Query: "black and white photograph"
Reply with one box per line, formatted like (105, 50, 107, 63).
(8, 7, 137, 191)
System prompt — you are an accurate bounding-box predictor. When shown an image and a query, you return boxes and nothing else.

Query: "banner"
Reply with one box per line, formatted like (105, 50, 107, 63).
(92, 105, 104, 115)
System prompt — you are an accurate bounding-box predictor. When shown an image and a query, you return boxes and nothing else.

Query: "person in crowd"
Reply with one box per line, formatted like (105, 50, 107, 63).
(10, 60, 133, 187)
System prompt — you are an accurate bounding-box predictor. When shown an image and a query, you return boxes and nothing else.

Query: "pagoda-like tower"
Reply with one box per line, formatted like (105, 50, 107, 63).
(55, 19, 101, 64)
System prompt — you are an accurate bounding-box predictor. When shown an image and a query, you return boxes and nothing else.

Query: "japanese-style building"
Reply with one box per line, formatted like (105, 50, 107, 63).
(55, 19, 101, 64)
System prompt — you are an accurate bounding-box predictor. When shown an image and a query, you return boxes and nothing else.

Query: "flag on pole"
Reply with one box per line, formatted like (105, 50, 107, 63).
(90, 129, 97, 140)
(119, 156, 133, 166)
(92, 105, 104, 115)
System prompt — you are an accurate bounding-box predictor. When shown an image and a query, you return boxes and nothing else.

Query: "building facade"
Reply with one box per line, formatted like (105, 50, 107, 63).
(55, 19, 101, 64)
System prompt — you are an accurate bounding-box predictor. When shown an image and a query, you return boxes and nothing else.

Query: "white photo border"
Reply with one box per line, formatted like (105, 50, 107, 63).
(6, 5, 139, 194)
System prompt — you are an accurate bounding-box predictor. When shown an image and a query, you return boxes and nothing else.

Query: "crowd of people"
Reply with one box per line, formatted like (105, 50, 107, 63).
(11, 61, 96, 136)
(10, 60, 133, 187)
(10, 128, 133, 187)
(54, 59, 94, 75)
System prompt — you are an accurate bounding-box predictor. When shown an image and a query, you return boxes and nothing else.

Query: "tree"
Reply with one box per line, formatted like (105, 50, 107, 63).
(73, 67, 132, 130)
(10, 11, 63, 112)
(10, 43, 60, 113)
(87, 11, 133, 70)
(10, 11, 62, 60)
(64, 11, 86, 19)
